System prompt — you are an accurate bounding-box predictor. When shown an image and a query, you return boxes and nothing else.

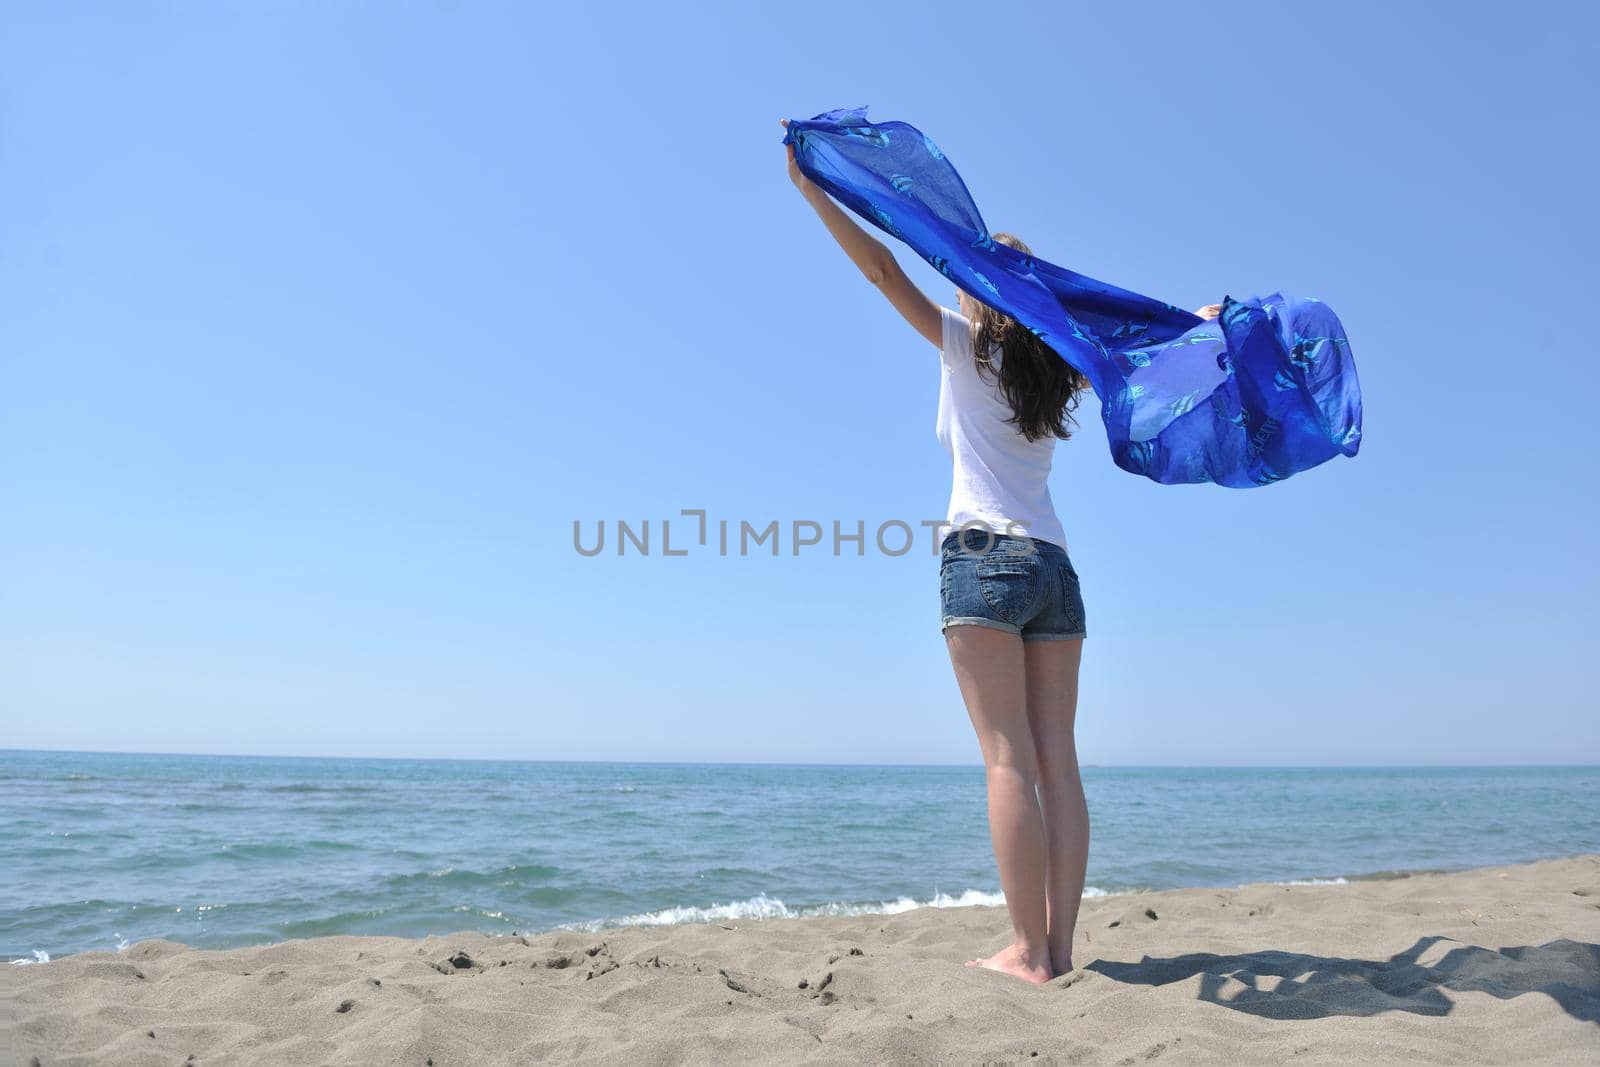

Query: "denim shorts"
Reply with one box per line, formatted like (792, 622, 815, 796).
(939, 528, 1087, 640)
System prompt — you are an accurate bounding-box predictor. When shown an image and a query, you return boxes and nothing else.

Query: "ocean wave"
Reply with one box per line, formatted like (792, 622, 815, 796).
(558, 886, 1114, 932)
(383, 862, 564, 890)
(265, 784, 381, 795)
(10, 931, 130, 965)
(216, 840, 363, 859)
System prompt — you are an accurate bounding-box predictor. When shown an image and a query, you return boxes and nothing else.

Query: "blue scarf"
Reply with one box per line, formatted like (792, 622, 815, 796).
(783, 106, 1362, 487)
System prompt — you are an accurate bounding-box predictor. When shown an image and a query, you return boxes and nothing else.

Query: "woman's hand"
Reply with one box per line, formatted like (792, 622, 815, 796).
(1193, 303, 1222, 320)
(780, 119, 815, 195)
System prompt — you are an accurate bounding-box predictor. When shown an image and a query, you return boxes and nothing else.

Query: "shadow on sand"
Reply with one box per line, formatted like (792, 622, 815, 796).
(1086, 936, 1600, 1023)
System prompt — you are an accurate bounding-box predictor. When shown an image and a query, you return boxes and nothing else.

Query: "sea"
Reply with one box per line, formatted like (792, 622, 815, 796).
(4, 751, 1597, 963)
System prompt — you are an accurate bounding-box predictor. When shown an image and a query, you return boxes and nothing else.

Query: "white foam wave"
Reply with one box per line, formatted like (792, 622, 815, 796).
(561, 886, 1115, 932)
(1277, 877, 1349, 886)
(9, 950, 50, 965)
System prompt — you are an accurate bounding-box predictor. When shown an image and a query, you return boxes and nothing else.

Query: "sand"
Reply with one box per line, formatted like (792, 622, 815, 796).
(4, 855, 1597, 1065)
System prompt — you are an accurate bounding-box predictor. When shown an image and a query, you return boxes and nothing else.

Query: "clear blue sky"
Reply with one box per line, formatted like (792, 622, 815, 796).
(3, 2, 1596, 765)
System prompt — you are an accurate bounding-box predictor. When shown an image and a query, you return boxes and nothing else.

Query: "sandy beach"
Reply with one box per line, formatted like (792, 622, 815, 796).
(4, 855, 1596, 1064)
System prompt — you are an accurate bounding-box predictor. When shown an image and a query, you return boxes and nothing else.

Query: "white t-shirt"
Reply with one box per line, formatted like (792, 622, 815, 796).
(936, 305, 1068, 551)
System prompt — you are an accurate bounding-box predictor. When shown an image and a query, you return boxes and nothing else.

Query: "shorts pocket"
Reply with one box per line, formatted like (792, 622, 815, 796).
(977, 557, 1039, 624)
(1060, 561, 1086, 632)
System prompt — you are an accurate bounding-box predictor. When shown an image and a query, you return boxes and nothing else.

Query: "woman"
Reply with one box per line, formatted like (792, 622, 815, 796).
(782, 121, 1219, 984)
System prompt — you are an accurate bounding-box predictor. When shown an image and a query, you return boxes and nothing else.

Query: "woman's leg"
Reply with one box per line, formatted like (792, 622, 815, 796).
(944, 623, 1053, 983)
(1024, 637, 1088, 975)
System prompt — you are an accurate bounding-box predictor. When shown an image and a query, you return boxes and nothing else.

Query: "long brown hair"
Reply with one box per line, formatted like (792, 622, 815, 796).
(966, 232, 1090, 442)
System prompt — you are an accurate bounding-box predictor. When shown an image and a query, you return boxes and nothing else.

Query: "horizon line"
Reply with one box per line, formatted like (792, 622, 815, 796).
(3, 748, 1597, 771)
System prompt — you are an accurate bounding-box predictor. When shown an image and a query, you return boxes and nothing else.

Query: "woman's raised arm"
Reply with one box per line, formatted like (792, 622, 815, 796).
(783, 119, 941, 349)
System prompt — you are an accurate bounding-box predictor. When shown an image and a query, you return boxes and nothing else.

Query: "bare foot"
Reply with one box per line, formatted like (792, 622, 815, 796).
(963, 942, 1054, 984)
